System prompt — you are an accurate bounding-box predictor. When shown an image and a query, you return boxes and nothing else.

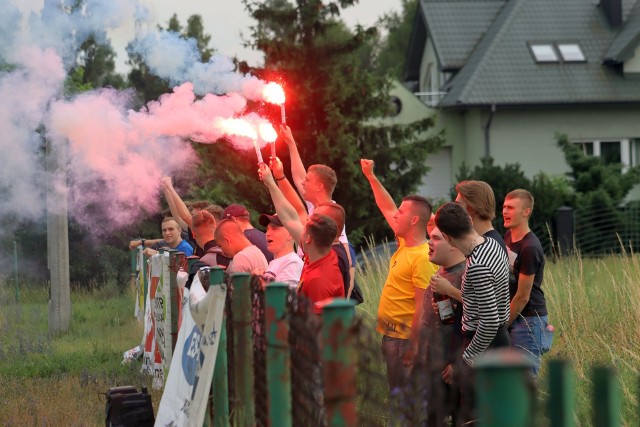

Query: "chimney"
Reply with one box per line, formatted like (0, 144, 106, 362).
(600, 0, 623, 27)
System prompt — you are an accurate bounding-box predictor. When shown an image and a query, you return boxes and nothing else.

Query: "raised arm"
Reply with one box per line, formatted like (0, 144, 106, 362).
(280, 125, 307, 197)
(270, 156, 308, 224)
(360, 159, 398, 233)
(161, 176, 191, 230)
(258, 163, 304, 245)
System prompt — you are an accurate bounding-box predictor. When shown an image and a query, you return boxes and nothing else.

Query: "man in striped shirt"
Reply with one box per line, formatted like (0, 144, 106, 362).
(434, 202, 510, 425)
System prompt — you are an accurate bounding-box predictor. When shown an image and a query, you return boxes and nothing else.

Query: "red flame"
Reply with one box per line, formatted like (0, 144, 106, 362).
(258, 123, 278, 143)
(262, 82, 285, 105)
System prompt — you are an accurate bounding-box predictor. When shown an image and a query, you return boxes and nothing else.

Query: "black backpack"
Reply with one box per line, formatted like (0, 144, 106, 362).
(105, 386, 155, 427)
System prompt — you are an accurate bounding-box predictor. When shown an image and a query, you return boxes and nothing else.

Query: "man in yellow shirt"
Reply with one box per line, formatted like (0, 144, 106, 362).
(361, 159, 438, 392)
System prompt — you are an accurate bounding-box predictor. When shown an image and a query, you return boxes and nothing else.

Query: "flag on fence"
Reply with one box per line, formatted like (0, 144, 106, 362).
(142, 255, 164, 389)
(155, 272, 227, 427)
(134, 248, 145, 321)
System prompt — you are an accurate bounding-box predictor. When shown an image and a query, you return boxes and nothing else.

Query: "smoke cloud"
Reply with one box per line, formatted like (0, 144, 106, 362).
(0, 0, 278, 241)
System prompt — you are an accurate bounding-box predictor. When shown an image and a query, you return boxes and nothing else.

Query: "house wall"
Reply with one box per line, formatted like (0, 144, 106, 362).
(441, 105, 640, 199)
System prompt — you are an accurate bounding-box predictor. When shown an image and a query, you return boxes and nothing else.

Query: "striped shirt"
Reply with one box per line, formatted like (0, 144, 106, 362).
(461, 236, 510, 364)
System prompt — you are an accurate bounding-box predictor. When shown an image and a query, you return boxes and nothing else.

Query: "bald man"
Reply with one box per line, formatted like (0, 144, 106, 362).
(214, 219, 268, 275)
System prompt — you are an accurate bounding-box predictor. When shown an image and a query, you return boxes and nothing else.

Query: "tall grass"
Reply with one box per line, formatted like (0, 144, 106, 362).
(541, 251, 640, 425)
(0, 279, 161, 425)
(355, 240, 640, 426)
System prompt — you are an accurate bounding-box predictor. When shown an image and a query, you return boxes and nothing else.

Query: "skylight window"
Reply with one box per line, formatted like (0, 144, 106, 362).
(557, 44, 586, 62)
(530, 44, 559, 63)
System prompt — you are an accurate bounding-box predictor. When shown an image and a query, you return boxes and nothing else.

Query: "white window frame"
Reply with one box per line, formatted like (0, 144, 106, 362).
(575, 139, 635, 172)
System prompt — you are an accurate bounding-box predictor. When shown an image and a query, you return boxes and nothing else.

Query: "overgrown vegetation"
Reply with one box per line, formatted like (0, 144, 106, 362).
(0, 280, 161, 425)
(454, 134, 640, 254)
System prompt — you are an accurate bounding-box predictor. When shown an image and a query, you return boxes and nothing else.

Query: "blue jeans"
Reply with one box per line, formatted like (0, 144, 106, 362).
(509, 315, 552, 375)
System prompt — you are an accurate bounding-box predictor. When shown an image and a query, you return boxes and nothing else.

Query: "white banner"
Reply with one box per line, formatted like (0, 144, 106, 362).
(154, 253, 173, 386)
(155, 273, 227, 427)
(143, 254, 164, 389)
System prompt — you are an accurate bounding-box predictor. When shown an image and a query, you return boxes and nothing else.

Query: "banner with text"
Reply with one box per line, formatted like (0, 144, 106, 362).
(155, 273, 227, 427)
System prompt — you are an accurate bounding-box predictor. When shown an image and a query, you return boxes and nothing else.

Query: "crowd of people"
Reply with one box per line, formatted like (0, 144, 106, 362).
(129, 125, 552, 426)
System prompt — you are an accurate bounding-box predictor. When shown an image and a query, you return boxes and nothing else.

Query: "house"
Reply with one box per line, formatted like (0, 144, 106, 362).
(398, 0, 640, 201)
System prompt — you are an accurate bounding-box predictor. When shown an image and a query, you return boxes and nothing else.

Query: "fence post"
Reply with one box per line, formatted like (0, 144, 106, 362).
(208, 267, 229, 427)
(475, 349, 535, 427)
(231, 273, 255, 427)
(168, 250, 184, 352)
(14, 240, 19, 303)
(265, 282, 292, 427)
(592, 366, 620, 427)
(555, 206, 574, 256)
(321, 298, 357, 427)
(548, 359, 575, 427)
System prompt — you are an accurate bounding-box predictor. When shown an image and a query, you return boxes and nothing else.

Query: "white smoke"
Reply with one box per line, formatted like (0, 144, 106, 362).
(0, 0, 278, 237)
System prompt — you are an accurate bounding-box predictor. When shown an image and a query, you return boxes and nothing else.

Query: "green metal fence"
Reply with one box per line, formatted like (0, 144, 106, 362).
(133, 258, 629, 426)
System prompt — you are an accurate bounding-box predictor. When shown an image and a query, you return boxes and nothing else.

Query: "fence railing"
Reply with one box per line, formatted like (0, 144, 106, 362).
(528, 203, 640, 257)
(132, 249, 628, 426)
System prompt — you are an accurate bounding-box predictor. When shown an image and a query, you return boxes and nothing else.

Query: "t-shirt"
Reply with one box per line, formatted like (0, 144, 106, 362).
(484, 229, 507, 256)
(265, 252, 304, 288)
(227, 245, 268, 275)
(174, 240, 194, 256)
(461, 236, 510, 365)
(377, 237, 438, 339)
(244, 228, 273, 263)
(421, 261, 466, 368)
(297, 200, 349, 258)
(505, 230, 547, 316)
(298, 250, 344, 313)
(152, 239, 194, 256)
(422, 261, 465, 329)
(199, 240, 231, 269)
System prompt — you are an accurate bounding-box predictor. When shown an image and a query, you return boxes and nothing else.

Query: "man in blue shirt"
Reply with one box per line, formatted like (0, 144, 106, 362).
(143, 217, 194, 257)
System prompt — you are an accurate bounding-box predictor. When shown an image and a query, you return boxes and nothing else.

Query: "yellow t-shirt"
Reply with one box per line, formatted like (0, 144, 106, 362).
(377, 237, 438, 339)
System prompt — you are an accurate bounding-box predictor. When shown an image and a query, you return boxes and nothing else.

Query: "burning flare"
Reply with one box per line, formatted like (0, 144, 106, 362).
(258, 123, 278, 143)
(262, 82, 285, 105)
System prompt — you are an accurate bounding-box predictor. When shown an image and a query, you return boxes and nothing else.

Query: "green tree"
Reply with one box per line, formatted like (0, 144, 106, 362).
(557, 134, 640, 254)
(74, 35, 126, 89)
(453, 157, 574, 252)
(375, 0, 418, 80)
(238, 0, 443, 245)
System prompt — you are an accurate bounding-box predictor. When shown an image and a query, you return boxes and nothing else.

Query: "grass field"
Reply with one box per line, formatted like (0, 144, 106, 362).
(0, 280, 161, 426)
(1, 246, 639, 425)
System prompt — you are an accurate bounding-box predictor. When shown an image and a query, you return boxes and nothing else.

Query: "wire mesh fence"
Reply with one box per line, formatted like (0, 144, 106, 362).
(223, 274, 235, 418)
(573, 202, 640, 255)
(250, 275, 268, 427)
(287, 287, 326, 426)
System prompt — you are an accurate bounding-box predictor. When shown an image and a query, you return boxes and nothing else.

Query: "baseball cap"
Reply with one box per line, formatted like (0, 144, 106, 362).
(222, 204, 250, 219)
(259, 213, 283, 227)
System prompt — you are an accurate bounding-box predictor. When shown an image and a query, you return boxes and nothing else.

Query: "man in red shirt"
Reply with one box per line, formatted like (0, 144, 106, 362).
(297, 213, 345, 312)
(258, 163, 344, 312)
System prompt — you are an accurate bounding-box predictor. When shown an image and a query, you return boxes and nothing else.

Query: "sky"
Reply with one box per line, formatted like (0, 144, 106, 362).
(113, 0, 404, 71)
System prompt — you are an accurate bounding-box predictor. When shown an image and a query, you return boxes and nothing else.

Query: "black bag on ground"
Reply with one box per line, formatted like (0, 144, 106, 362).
(105, 386, 154, 427)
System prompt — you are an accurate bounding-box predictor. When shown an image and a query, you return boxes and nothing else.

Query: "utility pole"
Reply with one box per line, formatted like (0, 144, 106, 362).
(46, 138, 70, 335)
